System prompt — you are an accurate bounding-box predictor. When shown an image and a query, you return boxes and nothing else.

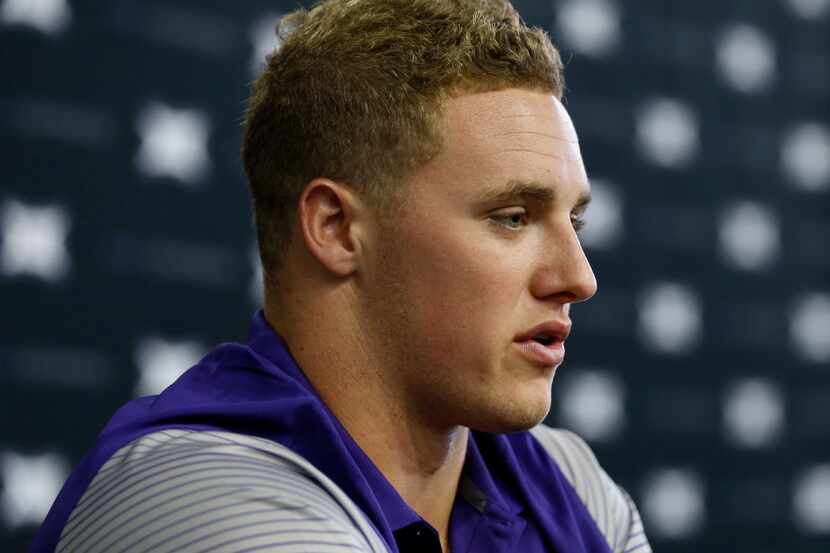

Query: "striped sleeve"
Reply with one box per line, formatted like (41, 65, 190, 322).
(529, 425, 652, 553)
(56, 429, 389, 553)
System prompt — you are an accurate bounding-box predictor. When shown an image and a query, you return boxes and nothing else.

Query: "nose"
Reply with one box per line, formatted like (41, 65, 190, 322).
(529, 226, 598, 305)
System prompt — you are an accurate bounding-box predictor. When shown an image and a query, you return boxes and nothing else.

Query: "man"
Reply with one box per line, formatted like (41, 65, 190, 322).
(31, 1, 651, 552)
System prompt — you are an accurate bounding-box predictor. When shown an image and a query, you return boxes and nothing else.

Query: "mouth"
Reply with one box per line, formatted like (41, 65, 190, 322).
(530, 333, 557, 346)
(513, 320, 571, 367)
(515, 319, 571, 344)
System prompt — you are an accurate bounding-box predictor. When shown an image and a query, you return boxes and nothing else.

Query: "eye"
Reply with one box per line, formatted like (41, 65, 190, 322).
(571, 215, 587, 233)
(490, 210, 527, 230)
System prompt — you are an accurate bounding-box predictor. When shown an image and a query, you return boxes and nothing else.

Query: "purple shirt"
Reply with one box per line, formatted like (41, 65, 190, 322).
(30, 311, 614, 553)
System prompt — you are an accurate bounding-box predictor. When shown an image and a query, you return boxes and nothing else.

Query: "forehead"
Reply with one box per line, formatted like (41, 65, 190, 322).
(443, 88, 578, 147)
(418, 88, 588, 203)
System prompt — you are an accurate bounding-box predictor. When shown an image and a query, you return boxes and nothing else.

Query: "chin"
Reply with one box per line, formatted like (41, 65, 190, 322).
(468, 389, 552, 434)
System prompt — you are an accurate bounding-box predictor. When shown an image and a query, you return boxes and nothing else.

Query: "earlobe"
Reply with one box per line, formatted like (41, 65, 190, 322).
(298, 178, 362, 277)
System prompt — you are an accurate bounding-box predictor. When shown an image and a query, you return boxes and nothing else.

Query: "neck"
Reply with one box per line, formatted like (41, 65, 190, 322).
(265, 294, 467, 549)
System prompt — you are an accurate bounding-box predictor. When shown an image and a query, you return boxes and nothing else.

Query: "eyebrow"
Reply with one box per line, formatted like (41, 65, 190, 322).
(474, 180, 592, 210)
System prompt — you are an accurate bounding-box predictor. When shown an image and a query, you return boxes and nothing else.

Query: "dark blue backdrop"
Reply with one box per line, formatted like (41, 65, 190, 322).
(2, 1, 829, 552)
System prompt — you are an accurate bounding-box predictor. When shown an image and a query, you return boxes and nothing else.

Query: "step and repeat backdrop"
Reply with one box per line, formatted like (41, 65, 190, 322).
(2, 0, 829, 551)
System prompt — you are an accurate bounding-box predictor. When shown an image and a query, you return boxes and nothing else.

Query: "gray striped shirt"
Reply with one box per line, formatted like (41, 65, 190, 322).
(57, 426, 650, 553)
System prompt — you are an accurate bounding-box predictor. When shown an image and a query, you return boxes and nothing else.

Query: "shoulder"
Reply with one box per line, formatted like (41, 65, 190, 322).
(528, 425, 651, 553)
(56, 429, 387, 553)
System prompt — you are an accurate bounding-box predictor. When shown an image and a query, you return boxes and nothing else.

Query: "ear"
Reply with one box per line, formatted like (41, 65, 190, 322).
(297, 178, 365, 277)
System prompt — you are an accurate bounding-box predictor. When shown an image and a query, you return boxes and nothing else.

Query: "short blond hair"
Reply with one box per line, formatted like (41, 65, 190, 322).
(242, 0, 564, 280)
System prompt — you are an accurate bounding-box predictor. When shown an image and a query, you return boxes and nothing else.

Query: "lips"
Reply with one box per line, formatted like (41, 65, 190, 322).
(515, 320, 571, 344)
(514, 320, 571, 367)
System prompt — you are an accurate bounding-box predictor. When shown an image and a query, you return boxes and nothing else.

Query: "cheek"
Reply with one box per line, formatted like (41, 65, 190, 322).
(400, 228, 526, 356)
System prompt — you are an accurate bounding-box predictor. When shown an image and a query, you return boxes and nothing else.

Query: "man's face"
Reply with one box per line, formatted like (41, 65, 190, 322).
(360, 88, 597, 433)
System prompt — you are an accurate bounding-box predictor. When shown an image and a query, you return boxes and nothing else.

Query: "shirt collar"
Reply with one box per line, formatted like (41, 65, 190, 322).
(464, 430, 525, 518)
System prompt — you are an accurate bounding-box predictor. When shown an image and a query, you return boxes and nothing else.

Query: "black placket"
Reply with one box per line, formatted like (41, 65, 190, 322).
(394, 520, 444, 553)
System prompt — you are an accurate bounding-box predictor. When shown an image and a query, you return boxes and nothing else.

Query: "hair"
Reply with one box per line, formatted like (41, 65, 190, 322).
(242, 0, 565, 284)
